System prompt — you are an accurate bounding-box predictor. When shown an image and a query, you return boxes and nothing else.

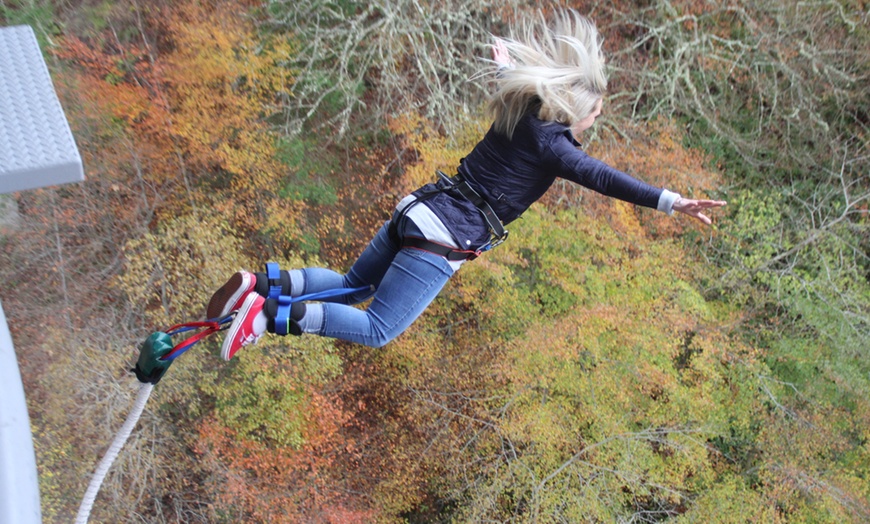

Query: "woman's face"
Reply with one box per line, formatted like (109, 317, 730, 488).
(571, 99, 603, 137)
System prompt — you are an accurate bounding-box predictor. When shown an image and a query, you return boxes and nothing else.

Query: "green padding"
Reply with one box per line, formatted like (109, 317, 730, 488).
(133, 331, 174, 384)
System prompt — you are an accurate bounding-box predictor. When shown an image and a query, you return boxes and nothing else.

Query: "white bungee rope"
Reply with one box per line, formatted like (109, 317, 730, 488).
(75, 382, 154, 524)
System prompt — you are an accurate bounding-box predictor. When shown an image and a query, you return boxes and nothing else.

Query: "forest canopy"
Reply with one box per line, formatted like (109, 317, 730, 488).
(1, 0, 867, 522)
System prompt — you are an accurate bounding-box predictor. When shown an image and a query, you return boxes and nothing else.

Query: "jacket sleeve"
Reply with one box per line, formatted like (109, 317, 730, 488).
(547, 132, 664, 210)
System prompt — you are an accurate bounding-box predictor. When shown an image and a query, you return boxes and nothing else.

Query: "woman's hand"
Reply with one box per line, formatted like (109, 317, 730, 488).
(672, 197, 727, 225)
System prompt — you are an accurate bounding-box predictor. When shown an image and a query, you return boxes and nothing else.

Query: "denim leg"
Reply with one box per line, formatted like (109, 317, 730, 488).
(318, 246, 453, 347)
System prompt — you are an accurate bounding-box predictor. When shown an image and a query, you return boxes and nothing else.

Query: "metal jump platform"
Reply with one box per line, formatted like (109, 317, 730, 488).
(1, 24, 85, 523)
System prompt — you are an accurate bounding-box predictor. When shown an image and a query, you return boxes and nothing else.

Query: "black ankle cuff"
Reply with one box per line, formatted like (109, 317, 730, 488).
(263, 298, 278, 318)
(254, 270, 292, 297)
(254, 272, 268, 296)
(291, 302, 305, 320)
(264, 300, 305, 336)
(281, 270, 292, 295)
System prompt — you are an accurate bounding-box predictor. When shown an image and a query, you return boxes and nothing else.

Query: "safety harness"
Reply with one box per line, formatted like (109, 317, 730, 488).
(389, 171, 509, 261)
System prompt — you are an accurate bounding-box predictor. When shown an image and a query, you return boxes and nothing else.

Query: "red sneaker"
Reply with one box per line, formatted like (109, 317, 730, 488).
(221, 292, 267, 360)
(207, 271, 256, 319)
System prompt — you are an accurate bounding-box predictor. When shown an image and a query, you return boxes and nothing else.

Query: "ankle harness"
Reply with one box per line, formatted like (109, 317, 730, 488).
(261, 262, 373, 336)
(261, 262, 307, 336)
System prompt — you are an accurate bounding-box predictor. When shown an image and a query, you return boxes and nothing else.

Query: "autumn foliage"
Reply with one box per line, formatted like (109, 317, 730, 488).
(1, 0, 867, 522)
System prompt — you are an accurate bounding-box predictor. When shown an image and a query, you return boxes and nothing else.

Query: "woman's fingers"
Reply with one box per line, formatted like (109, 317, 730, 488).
(674, 198, 727, 225)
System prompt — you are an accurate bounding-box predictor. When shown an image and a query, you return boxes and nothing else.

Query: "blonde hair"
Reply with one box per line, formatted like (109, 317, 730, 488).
(488, 10, 607, 139)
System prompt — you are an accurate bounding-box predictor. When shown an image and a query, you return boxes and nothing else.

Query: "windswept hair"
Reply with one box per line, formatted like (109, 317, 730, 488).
(488, 10, 607, 139)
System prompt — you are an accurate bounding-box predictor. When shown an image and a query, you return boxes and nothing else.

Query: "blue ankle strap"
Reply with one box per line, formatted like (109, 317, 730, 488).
(265, 262, 282, 300)
(275, 295, 293, 335)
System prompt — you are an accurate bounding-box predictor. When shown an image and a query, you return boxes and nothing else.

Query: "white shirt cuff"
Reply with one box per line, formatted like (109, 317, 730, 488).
(657, 189, 681, 216)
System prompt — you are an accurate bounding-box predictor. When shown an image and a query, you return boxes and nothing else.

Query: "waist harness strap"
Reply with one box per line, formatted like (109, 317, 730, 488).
(439, 171, 507, 242)
(388, 171, 509, 261)
(402, 235, 481, 261)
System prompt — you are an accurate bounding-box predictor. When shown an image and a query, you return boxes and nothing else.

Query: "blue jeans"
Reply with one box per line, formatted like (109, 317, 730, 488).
(298, 218, 454, 347)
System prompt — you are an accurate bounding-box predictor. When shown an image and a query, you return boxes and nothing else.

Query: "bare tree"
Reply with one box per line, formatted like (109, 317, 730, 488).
(262, 0, 526, 136)
(606, 0, 869, 356)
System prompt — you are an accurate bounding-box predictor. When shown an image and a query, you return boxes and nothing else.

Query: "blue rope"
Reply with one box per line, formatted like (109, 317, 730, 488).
(288, 285, 373, 304)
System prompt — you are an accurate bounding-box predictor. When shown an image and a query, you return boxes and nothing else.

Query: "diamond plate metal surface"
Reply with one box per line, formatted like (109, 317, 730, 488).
(0, 25, 83, 194)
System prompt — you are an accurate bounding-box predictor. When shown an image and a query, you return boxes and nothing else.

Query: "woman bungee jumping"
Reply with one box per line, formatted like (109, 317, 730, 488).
(207, 9, 726, 360)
